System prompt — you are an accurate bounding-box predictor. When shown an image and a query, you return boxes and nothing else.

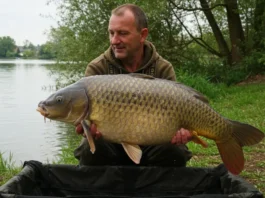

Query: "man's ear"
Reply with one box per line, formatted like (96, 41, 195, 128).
(140, 28, 148, 42)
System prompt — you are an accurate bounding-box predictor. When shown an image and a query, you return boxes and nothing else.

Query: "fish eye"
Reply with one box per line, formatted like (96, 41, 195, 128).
(56, 96, 63, 103)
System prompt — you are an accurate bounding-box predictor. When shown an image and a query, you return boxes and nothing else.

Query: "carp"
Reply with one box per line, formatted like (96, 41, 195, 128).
(37, 74, 264, 175)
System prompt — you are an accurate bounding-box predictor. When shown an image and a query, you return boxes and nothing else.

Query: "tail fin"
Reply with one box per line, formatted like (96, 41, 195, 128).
(216, 120, 264, 175)
(230, 120, 264, 146)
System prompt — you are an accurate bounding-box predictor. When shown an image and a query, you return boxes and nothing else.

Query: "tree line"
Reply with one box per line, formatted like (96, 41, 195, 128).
(47, 0, 265, 85)
(0, 36, 56, 59)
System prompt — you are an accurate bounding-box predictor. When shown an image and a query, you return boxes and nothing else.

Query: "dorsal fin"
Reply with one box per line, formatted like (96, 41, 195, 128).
(174, 82, 209, 104)
(128, 73, 209, 104)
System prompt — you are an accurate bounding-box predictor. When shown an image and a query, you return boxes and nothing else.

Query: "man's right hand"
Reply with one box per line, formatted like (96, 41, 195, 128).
(76, 124, 84, 134)
(75, 123, 102, 139)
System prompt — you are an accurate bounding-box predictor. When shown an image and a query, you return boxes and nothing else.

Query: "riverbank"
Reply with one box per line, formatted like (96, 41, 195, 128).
(0, 58, 56, 64)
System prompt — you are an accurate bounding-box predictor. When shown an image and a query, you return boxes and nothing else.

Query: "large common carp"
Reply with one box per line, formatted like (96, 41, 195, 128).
(37, 74, 264, 175)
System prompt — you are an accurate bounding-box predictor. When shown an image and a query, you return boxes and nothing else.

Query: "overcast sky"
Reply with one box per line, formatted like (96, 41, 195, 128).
(0, 0, 58, 46)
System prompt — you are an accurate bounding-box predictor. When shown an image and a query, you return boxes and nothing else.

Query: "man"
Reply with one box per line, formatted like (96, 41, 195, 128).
(74, 4, 192, 166)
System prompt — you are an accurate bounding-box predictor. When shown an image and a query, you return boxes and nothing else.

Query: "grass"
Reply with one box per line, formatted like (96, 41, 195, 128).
(0, 81, 265, 194)
(0, 152, 22, 186)
(186, 82, 265, 193)
(54, 127, 81, 165)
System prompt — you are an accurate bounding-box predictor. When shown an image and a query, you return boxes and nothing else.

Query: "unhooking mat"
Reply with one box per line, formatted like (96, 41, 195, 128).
(0, 160, 263, 198)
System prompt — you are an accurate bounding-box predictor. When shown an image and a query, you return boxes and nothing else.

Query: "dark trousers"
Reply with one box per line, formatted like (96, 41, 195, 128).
(74, 138, 192, 167)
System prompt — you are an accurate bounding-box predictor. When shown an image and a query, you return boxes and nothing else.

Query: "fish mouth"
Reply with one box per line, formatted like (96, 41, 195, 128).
(36, 106, 49, 117)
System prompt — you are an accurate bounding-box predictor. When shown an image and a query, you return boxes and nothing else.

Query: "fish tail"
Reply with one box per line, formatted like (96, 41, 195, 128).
(216, 120, 264, 175)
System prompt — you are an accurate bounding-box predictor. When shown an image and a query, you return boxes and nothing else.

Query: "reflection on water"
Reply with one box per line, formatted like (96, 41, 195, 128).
(0, 59, 78, 165)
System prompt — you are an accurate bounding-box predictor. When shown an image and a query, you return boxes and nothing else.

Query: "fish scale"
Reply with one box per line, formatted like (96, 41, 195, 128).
(87, 75, 215, 143)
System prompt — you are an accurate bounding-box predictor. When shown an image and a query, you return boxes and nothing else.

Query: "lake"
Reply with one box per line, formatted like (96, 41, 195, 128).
(0, 59, 77, 165)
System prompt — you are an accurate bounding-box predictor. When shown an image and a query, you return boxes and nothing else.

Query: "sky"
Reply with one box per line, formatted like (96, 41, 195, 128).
(0, 0, 58, 46)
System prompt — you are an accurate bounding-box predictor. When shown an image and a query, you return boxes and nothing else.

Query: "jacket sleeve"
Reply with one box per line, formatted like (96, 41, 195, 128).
(84, 54, 108, 77)
(155, 57, 176, 81)
(85, 63, 104, 77)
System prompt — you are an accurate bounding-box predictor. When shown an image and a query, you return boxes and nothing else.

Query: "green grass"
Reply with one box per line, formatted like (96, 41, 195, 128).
(54, 125, 81, 165)
(175, 69, 227, 101)
(0, 152, 22, 186)
(186, 83, 265, 193)
(1, 82, 265, 193)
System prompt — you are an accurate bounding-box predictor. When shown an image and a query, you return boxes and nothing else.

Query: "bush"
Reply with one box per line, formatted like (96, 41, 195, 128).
(241, 50, 265, 74)
(6, 51, 16, 58)
(175, 69, 227, 101)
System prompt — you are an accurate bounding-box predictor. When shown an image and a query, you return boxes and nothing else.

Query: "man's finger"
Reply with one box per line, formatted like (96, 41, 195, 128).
(76, 124, 84, 134)
(171, 128, 193, 145)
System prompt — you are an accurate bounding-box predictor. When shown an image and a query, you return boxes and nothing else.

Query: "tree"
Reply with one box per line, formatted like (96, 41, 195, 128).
(253, 0, 265, 49)
(23, 40, 35, 50)
(16, 47, 21, 57)
(167, 0, 249, 66)
(48, 0, 265, 85)
(23, 49, 35, 58)
(0, 36, 16, 57)
(22, 40, 36, 58)
(38, 42, 57, 59)
(48, 0, 185, 77)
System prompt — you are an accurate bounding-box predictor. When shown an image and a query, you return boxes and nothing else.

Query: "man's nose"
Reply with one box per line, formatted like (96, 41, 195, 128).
(110, 33, 121, 44)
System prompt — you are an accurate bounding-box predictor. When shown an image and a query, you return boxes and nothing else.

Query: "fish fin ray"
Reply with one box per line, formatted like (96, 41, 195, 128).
(230, 120, 264, 146)
(216, 140, 244, 175)
(191, 131, 208, 148)
(215, 120, 264, 175)
(121, 142, 142, 164)
(174, 82, 209, 104)
(81, 120, 96, 154)
(193, 94, 209, 104)
(128, 73, 209, 104)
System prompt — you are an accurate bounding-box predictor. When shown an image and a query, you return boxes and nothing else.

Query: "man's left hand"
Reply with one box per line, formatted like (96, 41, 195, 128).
(171, 128, 193, 145)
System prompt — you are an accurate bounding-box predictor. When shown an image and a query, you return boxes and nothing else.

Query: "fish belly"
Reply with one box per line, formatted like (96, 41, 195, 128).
(90, 103, 179, 145)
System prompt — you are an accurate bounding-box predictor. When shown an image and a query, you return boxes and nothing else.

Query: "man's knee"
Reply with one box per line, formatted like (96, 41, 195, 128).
(74, 138, 129, 166)
(74, 139, 192, 166)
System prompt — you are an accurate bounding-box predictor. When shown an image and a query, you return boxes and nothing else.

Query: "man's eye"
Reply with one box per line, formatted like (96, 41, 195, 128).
(120, 32, 128, 35)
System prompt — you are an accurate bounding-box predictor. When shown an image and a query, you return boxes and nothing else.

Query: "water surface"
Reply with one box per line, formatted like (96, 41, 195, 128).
(0, 59, 74, 165)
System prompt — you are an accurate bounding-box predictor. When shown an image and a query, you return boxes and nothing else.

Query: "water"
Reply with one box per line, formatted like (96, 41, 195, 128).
(0, 59, 74, 165)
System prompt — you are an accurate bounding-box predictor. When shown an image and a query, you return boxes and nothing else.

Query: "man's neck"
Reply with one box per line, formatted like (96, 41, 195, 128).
(122, 48, 144, 73)
(123, 59, 142, 72)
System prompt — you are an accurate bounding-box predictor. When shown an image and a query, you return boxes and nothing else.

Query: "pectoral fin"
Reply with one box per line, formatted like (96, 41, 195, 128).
(81, 120, 96, 154)
(121, 142, 142, 164)
(191, 131, 208, 148)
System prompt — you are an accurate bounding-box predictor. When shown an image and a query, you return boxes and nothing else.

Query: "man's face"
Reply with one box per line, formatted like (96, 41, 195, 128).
(108, 10, 145, 60)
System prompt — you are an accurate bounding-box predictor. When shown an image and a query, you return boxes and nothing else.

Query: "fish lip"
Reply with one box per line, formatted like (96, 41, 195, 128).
(36, 106, 49, 117)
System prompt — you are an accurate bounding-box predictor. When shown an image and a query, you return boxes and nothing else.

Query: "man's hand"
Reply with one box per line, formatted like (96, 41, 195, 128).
(76, 123, 84, 134)
(171, 128, 193, 145)
(75, 123, 102, 139)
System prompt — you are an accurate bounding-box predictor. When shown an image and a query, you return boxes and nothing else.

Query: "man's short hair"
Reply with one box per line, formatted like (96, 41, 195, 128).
(111, 4, 148, 31)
